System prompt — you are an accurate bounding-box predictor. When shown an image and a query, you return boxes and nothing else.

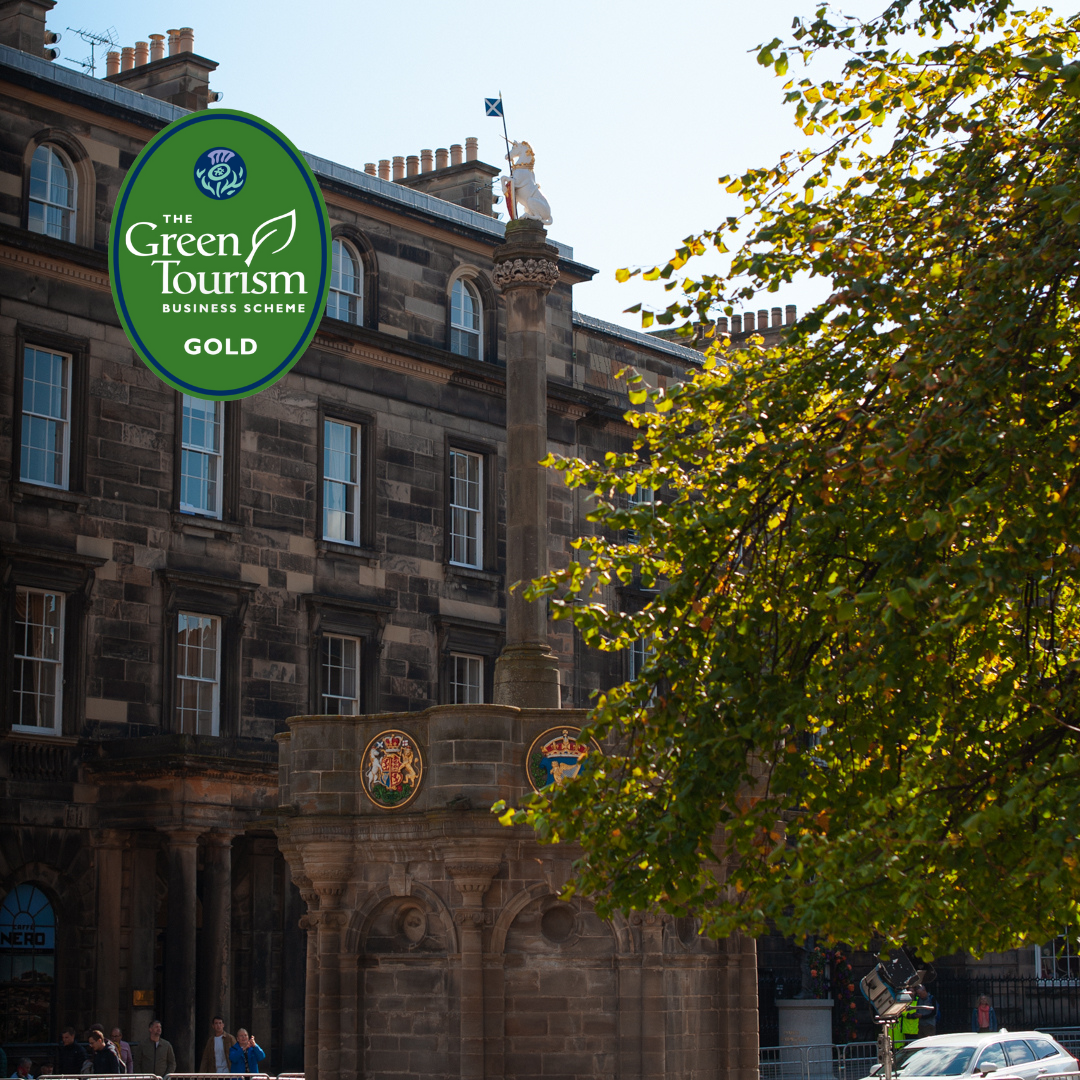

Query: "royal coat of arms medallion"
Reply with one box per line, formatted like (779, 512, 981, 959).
(361, 730, 423, 809)
(525, 727, 599, 793)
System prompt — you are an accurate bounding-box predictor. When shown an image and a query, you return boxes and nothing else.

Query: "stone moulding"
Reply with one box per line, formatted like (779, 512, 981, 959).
(491, 256, 560, 291)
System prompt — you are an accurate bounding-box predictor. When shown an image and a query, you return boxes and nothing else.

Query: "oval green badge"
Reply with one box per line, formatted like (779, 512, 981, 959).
(109, 109, 330, 400)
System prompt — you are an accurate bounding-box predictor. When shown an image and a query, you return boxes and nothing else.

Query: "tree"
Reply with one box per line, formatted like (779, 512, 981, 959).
(499, 0, 1080, 957)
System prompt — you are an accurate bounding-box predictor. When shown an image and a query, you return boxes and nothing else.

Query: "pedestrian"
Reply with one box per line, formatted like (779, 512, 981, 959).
(227, 1030, 265, 1075)
(132, 1021, 175, 1077)
(108, 1032, 131, 1076)
(37, 1066, 53, 1077)
(57, 1031, 87, 1077)
(199, 1017, 236, 1074)
(11, 1059, 34, 1080)
(86, 1032, 120, 1076)
(972, 994, 998, 1033)
(915, 984, 939, 1038)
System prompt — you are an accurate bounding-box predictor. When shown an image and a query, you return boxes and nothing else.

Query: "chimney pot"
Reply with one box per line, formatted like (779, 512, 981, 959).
(758, 308, 769, 330)
(717, 316, 729, 333)
(406, 154, 419, 177)
(771, 306, 782, 328)
(364, 162, 376, 176)
(420, 149, 433, 173)
(450, 143, 463, 166)
(178, 27, 194, 53)
(167, 29, 180, 55)
(731, 314, 742, 334)
(743, 312, 755, 332)
(392, 156, 405, 181)
(121, 46, 134, 71)
(435, 147, 448, 170)
(785, 304, 797, 325)
(465, 137, 478, 162)
(106, 50, 120, 76)
(149, 34, 165, 61)
(134, 40, 148, 65)
(378, 159, 391, 181)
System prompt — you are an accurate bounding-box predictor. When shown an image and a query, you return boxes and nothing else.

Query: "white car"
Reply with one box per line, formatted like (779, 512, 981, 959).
(865, 1031, 1079, 1080)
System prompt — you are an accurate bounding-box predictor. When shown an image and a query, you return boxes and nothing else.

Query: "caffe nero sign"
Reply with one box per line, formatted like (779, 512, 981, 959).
(109, 109, 330, 400)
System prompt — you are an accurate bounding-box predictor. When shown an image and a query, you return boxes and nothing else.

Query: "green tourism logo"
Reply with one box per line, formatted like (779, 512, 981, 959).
(109, 109, 330, 400)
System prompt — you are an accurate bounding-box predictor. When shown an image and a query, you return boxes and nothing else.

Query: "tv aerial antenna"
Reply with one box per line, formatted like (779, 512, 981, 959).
(65, 26, 119, 77)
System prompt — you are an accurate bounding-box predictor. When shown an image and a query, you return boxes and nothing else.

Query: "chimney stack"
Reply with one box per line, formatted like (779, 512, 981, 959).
(465, 137, 478, 162)
(421, 149, 433, 173)
(167, 29, 180, 55)
(0, 0, 58, 58)
(406, 154, 418, 177)
(392, 156, 405, 181)
(134, 39, 148, 66)
(771, 306, 782, 328)
(450, 143, 463, 166)
(786, 304, 797, 324)
(178, 26, 194, 52)
(121, 46, 134, 71)
(436, 147, 448, 170)
(378, 159, 390, 181)
(106, 50, 120, 76)
(364, 163, 376, 176)
(107, 26, 218, 110)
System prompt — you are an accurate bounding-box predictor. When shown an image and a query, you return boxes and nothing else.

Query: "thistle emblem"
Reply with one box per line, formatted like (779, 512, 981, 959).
(194, 147, 246, 200)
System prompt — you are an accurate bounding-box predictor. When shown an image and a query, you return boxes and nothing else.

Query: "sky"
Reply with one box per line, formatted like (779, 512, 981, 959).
(49, 0, 893, 330)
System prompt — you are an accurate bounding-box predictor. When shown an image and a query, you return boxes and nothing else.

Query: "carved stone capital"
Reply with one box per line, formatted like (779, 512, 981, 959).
(316, 910, 349, 931)
(446, 860, 500, 903)
(492, 257, 560, 294)
(454, 910, 486, 928)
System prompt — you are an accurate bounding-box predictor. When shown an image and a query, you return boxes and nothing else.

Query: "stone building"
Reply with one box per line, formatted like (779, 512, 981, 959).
(0, 2, 762, 1077)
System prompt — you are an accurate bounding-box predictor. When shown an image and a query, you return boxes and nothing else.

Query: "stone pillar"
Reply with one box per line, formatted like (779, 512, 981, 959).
(250, 838, 277, 1042)
(92, 830, 124, 1025)
(164, 828, 200, 1072)
(635, 913, 667, 1080)
(198, 832, 232, 1040)
(313, 888, 348, 1080)
(296, 881, 321, 1080)
(447, 861, 500, 1080)
(738, 935, 760, 1080)
(491, 218, 562, 708)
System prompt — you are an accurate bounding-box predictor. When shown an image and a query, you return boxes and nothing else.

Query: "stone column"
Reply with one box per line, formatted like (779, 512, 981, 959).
(92, 830, 125, 1025)
(129, 839, 159, 1035)
(164, 828, 200, 1072)
(313, 888, 348, 1080)
(447, 861, 500, 1080)
(295, 880, 321, 1080)
(737, 934, 760, 1080)
(635, 913, 667, 1080)
(491, 217, 563, 708)
(198, 832, 232, 1040)
(250, 838, 277, 1042)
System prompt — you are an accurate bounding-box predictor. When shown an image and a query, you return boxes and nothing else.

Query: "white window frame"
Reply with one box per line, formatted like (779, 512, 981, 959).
(323, 418, 361, 545)
(450, 653, 484, 704)
(1036, 933, 1080, 984)
(28, 143, 76, 243)
(175, 612, 221, 736)
(180, 396, 223, 519)
(321, 633, 361, 714)
(328, 238, 363, 324)
(20, 346, 71, 490)
(13, 587, 65, 735)
(449, 448, 483, 568)
(450, 279, 482, 361)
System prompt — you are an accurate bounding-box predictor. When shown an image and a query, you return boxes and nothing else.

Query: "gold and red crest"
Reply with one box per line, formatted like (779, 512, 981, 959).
(361, 729, 423, 809)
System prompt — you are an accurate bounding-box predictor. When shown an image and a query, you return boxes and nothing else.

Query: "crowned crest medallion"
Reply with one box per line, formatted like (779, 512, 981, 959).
(525, 727, 599, 793)
(361, 730, 423, 809)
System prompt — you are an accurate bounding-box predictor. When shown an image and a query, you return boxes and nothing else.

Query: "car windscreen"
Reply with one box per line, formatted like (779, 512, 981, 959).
(894, 1047, 976, 1077)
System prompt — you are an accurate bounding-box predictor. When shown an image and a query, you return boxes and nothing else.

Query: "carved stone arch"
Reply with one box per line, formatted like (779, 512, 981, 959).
(492, 883, 631, 955)
(447, 263, 499, 364)
(22, 128, 96, 247)
(347, 879, 457, 955)
(329, 224, 378, 329)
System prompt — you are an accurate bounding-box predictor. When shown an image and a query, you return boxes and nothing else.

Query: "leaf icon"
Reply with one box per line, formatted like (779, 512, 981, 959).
(245, 209, 296, 267)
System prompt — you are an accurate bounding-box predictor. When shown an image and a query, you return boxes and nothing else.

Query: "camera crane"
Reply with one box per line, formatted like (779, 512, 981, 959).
(861, 953, 938, 1080)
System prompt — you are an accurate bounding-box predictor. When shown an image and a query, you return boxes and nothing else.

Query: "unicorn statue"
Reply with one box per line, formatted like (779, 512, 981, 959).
(501, 140, 553, 225)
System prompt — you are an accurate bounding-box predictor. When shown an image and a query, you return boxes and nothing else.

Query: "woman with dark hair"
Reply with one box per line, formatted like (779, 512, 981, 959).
(86, 1032, 121, 1075)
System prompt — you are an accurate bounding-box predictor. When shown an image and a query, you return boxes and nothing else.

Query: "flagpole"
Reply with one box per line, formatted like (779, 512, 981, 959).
(499, 90, 515, 220)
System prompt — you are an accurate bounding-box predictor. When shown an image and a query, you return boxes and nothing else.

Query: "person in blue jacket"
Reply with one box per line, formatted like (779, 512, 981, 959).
(228, 1029, 266, 1074)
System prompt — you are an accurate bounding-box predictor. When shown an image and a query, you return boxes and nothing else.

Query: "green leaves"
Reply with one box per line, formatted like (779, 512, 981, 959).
(499, 0, 1080, 957)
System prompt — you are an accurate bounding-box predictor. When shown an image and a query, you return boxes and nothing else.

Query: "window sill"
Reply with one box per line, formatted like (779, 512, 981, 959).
(6, 728, 77, 745)
(11, 482, 89, 511)
(446, 564, 502, 587)
(317, 539, 380, 564)
(171, 511, 242, 540)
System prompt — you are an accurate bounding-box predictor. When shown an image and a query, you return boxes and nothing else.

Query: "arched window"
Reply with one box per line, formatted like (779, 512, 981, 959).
(28, 144, 76, 243)
(450, 279, 482, 361)
(327, 239, 363, 324)
(0, 883, 56, 1043)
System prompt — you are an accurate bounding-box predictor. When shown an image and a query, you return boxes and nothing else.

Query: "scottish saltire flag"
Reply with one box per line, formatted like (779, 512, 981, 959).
(484, 97, 503, 117)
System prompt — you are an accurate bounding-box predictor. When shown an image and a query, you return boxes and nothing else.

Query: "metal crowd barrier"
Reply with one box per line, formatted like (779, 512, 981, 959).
(759, 1043, 881, 1080)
